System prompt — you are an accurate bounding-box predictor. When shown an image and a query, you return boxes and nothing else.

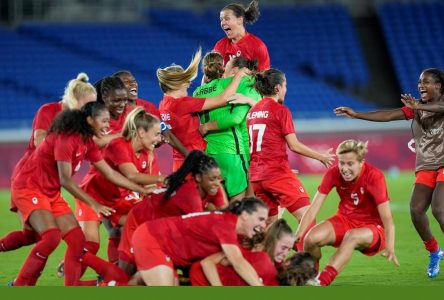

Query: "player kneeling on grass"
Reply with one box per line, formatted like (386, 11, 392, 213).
(295, 139, 399, 286)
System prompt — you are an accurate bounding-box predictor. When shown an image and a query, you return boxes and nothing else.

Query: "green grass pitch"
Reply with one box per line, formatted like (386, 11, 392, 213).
(0, 171, 443, 286)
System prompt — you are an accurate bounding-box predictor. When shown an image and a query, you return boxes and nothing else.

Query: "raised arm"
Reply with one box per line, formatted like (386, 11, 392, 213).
(221, 244, 263, 286)
(295, 191, 327, 242)
(401, 94, 444, 113)
(334, 106, 405, 122)
(377, 201, 400, 267)
(285, 133, 335, 168)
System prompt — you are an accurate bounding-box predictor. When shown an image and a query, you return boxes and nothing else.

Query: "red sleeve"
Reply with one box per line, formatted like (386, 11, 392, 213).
(216, 214, 239, 245)
(85, 138, 103, 163)
(177, 96, 206, 115)
(54, 134, 76, 162)
(367, 170, 389, 205)
(318, 167, 337, 195)
(34, 105, 56, 131)
(106, 139, 133, 166)
(280, 107, 295, 136)
(401, 106, 414, 120)
(256, 43, 270, 71)
(213, 39, 224, 55)
(206, 187, 226, 208)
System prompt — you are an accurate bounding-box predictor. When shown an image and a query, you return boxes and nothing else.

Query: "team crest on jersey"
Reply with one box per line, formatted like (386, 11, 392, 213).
(299, 186, 305, 193)
(165, 255, 171, 262)
(74, 161, 82, 172)
(141, 161, 147, 169)
(78, 209, 82, 216)
(360, 187, 364, 194)
(32, 197, 38, 205)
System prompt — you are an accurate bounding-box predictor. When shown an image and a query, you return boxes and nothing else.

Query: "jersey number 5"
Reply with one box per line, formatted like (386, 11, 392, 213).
(351, 192, 360, 206)
(249, 124, 266, 153)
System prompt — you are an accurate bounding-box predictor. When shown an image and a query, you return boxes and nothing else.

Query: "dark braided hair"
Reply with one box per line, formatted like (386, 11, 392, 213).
(223, 1, 260, 25)
(48, 102, 107, 141)
(101, 76, 126, 99)
(278, 252, 317, 286)
(254, 68, 285, 97)
(163, 150, 219, 200)
(414, 68, 444, 130)
(224, 197, 268, 216)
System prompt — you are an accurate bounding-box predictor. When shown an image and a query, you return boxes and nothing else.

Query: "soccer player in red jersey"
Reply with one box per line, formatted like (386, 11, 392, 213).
(189, 219, 296, 286)
(334, 68, 444, 278)
(295, 139, 399, 286)
(157, 48, 252, 171)
(238, 68, 334, 250)
(130, 197, 268, 286)
(214, 1, 270, 71)
(8, 102, 152, 286)
(113, 70, 188, 157)
(118, 150, 227, 275)
(1, 73, 96, 255)
(74, 107, 163, 266)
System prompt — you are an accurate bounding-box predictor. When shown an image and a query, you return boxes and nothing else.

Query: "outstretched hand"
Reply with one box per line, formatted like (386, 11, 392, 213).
(334, 106, 356, 118)
(400, 94, 419, 109)
(321, 148, 336, 168)
(93, 203, 115, 217)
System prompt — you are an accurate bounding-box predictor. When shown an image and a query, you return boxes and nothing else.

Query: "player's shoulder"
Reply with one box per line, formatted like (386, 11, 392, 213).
(363, 162, 385, 180)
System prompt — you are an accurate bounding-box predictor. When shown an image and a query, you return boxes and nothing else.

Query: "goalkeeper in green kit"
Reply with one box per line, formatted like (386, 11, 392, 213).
(193, 53, 260, 201)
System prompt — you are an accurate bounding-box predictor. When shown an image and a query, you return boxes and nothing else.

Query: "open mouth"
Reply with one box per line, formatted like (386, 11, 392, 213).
(129, 88, 137, 97)
(223, 26, 232, 34)
(341, 171, 354, 181)
(419, 90, 428, 99)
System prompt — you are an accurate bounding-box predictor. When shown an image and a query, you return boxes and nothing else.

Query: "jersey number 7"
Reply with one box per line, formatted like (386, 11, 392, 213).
(249, 124, 266, 153)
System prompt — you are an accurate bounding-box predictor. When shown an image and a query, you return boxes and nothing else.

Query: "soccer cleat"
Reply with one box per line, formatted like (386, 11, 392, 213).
(6, 280, 14, 286)
(427, 248, 444, 278)
(56, 260, 64, 278)
(305, 274, 321, 286)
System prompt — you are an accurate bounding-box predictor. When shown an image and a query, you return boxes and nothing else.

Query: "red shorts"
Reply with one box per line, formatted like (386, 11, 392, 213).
(252, 172, 310, 216)
(12, 188, 72, 222)
(118, 210, 139, 264)
(189, 261, 210, 286)
(415, 168, 444, 188)
(132, 224, 174, 272)
(75, 197, 136, 226)
(327, 214, 385, 256)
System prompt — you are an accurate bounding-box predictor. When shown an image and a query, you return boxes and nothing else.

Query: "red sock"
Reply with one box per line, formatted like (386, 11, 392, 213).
(0, 229, 39, 251)
(424, 237, 439, 253)
(63, 226, 85, 286)
(318, 265, 338, 286)
(83, 252, 129, 284)
(80, 241, 100, 278)
(294, 220, 316, 252)
(14, 228, 61, 286)
(107, 237, 120, 264)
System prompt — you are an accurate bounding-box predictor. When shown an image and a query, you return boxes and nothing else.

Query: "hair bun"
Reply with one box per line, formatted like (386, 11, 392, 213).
(76, 72, 89, 83)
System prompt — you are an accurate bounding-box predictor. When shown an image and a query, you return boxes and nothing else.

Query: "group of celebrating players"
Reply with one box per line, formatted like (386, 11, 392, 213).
(1, 0, 444, 286)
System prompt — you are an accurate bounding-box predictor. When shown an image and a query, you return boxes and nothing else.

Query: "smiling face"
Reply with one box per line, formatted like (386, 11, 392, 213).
(118, 73, 138, 102)
(88, 109, 110, 138)
(195, 167, 222, 197)
(273, 233, 295, 264)
(418, 71, 442, 102)
(138, 122, 162, 151)
(220, 9, 244, 42)
(103, 88, 128, 118)
(237, 207, 268, 238)
(338, 151, 363, 182)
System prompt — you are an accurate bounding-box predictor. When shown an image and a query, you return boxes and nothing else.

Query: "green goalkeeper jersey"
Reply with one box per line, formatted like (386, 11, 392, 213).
(193, 75, 261, 155)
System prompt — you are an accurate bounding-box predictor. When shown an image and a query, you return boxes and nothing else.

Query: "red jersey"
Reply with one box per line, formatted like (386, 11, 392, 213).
(144, 211, 239, 267)
(13, 133, 102, 198)
(108, 106, 131, 134)
(214, 33, 270, 71)
(158, 95, 206, 160)
(80, 137, 153, 206)
(190, 249, 278, 286)
(247, 98, 295, 181)
(134, 98, 161, 118)
(318, 162, 389, 225)
(12, 102, 63, 181)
